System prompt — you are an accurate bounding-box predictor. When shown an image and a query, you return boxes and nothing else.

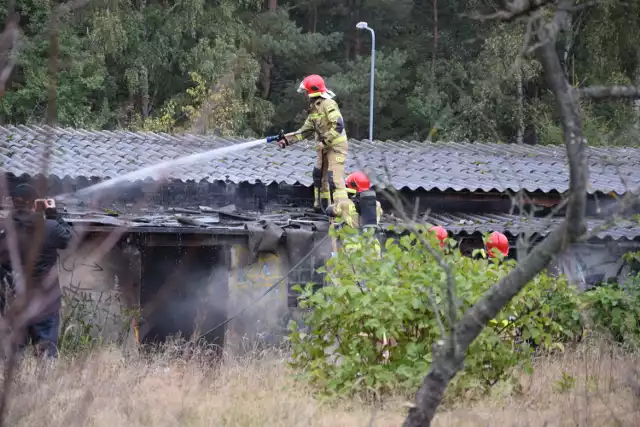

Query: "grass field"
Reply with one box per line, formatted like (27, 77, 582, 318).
(4, 339, 640, 426)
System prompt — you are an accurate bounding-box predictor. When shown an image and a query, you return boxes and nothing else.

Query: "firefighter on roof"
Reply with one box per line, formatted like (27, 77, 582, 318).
(326, 171, 382, 255)
(327, 171, 383, 227)
(277, 75, 349, 213)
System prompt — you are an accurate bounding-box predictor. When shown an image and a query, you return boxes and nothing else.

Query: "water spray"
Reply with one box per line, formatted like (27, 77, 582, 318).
(57, 131, 299, 202)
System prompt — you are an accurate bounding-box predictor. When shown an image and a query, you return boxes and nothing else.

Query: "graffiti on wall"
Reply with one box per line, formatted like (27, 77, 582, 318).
(230, 245, 282, 290)
(57, 244, 131, 343)
(59, 247, 112, 293)
(226, 245, 289, 352)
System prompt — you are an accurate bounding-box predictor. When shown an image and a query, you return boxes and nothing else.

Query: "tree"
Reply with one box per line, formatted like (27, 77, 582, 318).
(401, 1, 640, 425)
(1, 0, 639, 145)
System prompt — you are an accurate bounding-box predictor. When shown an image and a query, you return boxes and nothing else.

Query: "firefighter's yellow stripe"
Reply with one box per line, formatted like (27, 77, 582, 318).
(333, 189, 348, 200)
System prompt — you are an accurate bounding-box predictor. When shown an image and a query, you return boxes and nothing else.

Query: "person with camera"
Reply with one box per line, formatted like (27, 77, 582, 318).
(0, 183, 72, 359)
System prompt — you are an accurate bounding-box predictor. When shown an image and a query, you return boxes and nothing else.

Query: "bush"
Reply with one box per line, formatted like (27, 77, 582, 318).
(580, 282, 640, 347)
(288, 226, 584, 400)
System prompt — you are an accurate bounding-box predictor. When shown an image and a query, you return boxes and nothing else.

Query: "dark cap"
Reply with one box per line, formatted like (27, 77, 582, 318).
(12, 183, 39, 201)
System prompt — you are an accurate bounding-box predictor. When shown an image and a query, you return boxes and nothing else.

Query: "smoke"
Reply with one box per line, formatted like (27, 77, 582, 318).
(222, 247, 292, 356)
(139, 246, 230, 347)
(138, 244, 300, 355)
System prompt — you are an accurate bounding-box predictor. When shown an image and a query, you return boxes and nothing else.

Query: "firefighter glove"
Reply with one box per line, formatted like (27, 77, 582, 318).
(276, 129, 290, 149)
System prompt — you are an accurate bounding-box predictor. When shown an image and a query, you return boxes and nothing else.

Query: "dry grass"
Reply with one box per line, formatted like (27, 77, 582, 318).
(2, 339, 639, 427)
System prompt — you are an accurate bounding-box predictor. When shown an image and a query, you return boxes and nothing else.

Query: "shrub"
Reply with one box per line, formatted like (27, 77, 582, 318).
(288, 226, 583, 400)
(580, 282, 640, 347)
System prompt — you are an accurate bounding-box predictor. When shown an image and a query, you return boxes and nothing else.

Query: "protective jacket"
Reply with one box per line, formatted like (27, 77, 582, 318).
(328, 197, 383, 255)
(329, 198, 359, 229)
(293, 98, 347, 147)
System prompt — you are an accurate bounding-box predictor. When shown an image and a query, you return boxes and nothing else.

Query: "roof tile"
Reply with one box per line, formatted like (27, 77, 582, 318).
(420, 213, 640, 241)
(2, 125, 640, 194)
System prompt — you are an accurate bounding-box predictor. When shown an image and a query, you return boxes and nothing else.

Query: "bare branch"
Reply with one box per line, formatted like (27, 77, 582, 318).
(403, 1, 590, 425)
(574, 85, 640, 101)
(535, 0, 587, 241)
(56, 0, 91, 14)
(465, 0, 556, 22)
(0, 1, 19, 98)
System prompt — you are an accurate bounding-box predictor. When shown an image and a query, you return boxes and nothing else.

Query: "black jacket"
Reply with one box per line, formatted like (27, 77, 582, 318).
(0, 209, 73, 320)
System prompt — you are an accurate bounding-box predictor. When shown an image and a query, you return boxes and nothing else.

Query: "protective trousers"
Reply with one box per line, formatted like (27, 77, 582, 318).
(313, 139, 348, 211)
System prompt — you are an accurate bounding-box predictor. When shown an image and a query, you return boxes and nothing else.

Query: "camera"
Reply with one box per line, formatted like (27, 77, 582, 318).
(33, 198, 56, 213)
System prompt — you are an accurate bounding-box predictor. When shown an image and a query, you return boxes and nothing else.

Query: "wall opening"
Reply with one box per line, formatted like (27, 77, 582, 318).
(139, 244, 228, 348)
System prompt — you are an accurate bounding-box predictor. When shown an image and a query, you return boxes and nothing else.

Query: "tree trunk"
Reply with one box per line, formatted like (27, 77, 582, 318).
(634, 54, 640, 130)
(562, 14, 573, 77)
(354, 0, 363, 56)
(345, 0, 354, 62)
(140, 65, 150, 118)
(259, 56, 273, 99)
(516, 67, 524, 144)
(432, 0, 438, 70)
(260, 0, 277, 99)
(46, 5, 59, 127)
(402, 2, 588, 425)
(309, 0, 318, 33)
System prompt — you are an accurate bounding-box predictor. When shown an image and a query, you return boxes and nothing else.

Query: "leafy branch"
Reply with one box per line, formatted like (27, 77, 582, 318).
(402, 1, 639, 425)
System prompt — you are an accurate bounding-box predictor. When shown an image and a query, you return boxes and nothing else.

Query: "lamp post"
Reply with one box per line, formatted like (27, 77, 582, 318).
(356, 21, 375, 143)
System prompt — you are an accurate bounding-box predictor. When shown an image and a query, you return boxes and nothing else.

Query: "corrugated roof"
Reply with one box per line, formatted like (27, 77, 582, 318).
(49, 207, 640, 241)
(423, 213, 640, 241)
(2, 125, 639, 194)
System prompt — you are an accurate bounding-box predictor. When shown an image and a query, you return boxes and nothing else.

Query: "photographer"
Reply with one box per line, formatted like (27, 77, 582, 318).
(0, 183, 72, 358)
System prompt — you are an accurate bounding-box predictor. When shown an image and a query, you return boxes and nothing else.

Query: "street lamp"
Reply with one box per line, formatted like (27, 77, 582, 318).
(356, 21, 375, 143)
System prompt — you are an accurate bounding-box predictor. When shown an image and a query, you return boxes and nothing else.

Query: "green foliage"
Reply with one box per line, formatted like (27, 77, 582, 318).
(580, 283, 640, 346)
(59, 289, 105, 353)
(1, 1, 638, 143)
(330, 50, 412, 139)
(288, 227, 584, 399)
(554, 372, 576, 393)
(59, 288, 140, 354)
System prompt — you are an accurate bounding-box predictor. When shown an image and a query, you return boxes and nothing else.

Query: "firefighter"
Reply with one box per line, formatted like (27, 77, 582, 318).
(345, 171, 383, 225)
(326, 171, 383, 227)
(326, 171, 382, 255)
(429, 225, 448, 249)
(486, 231, 509, 258)
(277, 74, 349, 213)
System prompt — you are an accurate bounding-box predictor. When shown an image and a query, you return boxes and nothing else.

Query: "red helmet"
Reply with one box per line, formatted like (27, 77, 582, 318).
(297, 75, 335, 99)
(345, 171, 371, 193)
(429, 225, 448, 248)
(486, 231, 509, 258)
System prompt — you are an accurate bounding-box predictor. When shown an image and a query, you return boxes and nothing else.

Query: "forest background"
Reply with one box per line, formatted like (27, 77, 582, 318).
(1, 0, 638, 146)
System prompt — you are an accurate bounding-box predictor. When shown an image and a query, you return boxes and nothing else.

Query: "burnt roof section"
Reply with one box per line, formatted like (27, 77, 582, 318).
(60, 205, 332, 234)
(1, 125, 640, 195)
(47, 205, 640, 242)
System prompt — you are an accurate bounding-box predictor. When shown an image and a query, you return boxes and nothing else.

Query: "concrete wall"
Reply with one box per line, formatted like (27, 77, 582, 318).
(56, 233, 304, 352)
(57, 235, 140, 347)
(226, 243, 289, 354)
(552, 242, 640, 291)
